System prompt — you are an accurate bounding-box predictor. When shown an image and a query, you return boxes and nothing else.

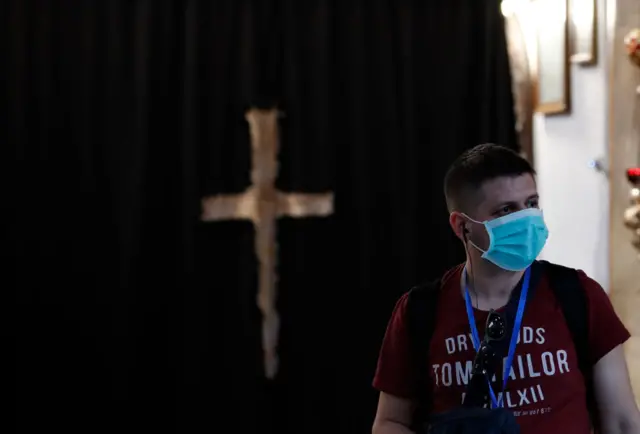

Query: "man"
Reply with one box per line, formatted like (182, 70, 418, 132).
(372, 144, 640, 434)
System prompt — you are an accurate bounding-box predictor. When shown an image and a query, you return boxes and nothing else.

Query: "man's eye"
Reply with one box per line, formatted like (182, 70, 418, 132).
(528, 200, 539, 208)
(497, 206, 511, 215)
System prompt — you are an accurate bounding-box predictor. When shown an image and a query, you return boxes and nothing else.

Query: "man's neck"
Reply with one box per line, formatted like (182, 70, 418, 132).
(464, 259, 524, 301)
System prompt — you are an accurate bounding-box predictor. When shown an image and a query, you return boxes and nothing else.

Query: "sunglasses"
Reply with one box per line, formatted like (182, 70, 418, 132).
(472, 310, 507, 376)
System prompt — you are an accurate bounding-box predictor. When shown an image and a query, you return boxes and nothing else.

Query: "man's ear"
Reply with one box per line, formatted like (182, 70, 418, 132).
(449, 211, 467, 241)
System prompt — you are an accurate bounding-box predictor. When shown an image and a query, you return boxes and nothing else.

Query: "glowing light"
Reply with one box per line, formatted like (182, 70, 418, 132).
(501, 0, 529, 17)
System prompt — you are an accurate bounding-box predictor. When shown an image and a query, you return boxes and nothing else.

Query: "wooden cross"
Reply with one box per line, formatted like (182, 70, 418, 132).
(201, 107, 334, 379)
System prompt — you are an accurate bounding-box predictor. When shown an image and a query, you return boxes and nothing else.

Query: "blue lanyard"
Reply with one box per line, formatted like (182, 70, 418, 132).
(463, 267, 531, 409)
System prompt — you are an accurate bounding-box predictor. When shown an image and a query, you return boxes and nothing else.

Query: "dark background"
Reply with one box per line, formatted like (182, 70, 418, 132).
(2, 1, 517, 433)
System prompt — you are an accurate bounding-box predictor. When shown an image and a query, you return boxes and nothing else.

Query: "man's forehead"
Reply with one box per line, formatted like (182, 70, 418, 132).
(479, 175, 537, 200)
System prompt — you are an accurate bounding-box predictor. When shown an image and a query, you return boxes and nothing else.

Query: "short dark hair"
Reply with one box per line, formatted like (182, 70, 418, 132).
(443, 143, 535, 212)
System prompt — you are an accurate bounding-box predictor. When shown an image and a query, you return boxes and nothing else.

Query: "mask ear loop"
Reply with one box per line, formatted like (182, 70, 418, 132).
(461, 214, 488, 255)
(462, 224, 479, 310)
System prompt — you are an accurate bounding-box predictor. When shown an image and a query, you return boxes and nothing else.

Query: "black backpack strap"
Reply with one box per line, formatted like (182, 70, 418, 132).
(541, 260, 598, 430)
(406, 278, 442, 426)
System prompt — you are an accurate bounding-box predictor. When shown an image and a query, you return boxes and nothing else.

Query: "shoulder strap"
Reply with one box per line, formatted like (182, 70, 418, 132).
(406, 278, 442, 423)
(541, 261, 598, 430)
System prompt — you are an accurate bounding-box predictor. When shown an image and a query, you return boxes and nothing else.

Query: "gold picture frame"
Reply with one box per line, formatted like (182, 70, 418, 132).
(569, 0, 597, 65)
(535, 0, 571, 115)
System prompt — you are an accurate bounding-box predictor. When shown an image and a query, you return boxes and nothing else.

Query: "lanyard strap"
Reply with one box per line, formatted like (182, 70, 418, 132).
(463, 267, 531, 408)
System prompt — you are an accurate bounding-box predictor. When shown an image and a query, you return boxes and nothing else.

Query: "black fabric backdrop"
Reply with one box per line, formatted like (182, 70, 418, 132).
(1, 1, 517, 433)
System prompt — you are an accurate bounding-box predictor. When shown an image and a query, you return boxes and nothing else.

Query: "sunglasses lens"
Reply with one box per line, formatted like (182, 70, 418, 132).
(486, 312, 506, 340)
(474, 343, 496, 374)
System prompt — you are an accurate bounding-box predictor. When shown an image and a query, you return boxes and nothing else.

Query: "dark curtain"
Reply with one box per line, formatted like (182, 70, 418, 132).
(272, 2, 516, 432)
(2, 1, 516, 434)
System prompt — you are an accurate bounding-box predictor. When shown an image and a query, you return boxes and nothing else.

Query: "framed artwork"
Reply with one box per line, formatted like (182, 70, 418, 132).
(504, 13, 534, 165)
(535, 0, 570, 114)
(569, 0, 597, 65)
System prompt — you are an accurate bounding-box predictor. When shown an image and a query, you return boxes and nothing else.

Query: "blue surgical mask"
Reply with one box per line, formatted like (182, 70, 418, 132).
(463, 208, 549, 271)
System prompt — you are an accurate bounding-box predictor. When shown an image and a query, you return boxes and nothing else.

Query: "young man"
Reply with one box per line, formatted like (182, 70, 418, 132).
(372, 144, 640, 434)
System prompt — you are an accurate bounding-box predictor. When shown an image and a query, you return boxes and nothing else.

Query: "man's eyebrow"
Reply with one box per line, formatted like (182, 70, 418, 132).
(491, 195, 538, 209)
(493, 200, 518, 208)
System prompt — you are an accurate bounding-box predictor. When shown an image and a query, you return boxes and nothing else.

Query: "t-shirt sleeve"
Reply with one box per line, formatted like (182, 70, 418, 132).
(578, 271, 631, 364)
(372, 293, 417, 399)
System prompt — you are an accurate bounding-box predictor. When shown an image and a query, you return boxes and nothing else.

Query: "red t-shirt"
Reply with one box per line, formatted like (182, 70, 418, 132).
(373, 263, 630, 434)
